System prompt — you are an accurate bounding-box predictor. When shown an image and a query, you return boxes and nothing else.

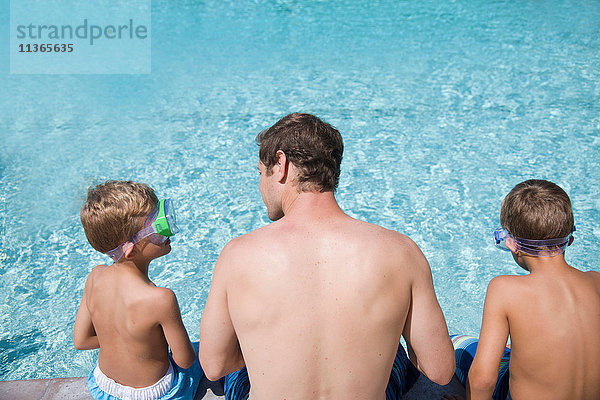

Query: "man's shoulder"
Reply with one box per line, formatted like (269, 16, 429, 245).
(349, 218, 417, 247)
(221, 218, 298, 252)
(215, 225, 275, 271)
(371, 225, 425, 261)
(228, 215, 412, 242)
(345, 220, 430, 277)
(219, 217, 421, 264)
(221, 224, 271, 252)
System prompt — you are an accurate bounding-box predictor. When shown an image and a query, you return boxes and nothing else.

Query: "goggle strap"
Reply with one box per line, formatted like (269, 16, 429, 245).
(514, 234, 573, 247)
(105, 227, 156, 262)
(494, 228, 574, 257)
(130, 226, 157, 244)
(105, 247, 123, 262)
(515, 240, 570, 251)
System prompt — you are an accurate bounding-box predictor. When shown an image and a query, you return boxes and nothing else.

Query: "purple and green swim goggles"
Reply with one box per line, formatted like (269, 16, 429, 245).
(106, 199, 179, 262)
(493, 226, 575, 257)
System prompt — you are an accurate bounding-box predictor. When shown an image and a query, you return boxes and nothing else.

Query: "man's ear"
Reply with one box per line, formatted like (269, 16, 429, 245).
(274, 150, 289, 184)
(567, 235, 574, 247)
(122, 242, 136, 259)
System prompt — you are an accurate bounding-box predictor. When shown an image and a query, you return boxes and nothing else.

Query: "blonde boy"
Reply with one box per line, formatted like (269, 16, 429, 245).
(74, 180, 202, 400)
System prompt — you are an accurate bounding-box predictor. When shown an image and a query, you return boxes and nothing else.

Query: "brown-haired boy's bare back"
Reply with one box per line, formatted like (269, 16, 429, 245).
(468, 258, 600, 399)
(74, 258, 196, 388)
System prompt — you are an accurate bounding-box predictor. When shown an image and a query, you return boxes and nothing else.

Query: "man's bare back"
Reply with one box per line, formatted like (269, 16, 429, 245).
(200, 196, 454, 399)
(491, 265, 600, 399)
(214, 208, 452, 398)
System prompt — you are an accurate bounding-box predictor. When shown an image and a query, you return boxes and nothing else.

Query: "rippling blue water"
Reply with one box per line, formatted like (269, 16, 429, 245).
(1, 0, 599, 380)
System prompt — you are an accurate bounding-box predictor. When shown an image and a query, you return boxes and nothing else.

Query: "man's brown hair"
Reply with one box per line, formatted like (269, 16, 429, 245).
(80, 180, 158, 253)
(256, 113, 344, 192)
(500, 179, 574, 240)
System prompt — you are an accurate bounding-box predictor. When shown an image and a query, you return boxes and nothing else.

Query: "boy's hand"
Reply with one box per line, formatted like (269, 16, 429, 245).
(442, 394, 465, 400)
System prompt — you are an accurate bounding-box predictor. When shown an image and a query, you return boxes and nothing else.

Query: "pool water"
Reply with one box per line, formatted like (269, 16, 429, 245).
(1, 0, 600, 380)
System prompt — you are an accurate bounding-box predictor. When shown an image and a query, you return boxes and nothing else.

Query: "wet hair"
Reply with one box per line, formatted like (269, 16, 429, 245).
(500, 179, 574, 240)
(80, 180, 158, 253)
(256, 113, 344, 192)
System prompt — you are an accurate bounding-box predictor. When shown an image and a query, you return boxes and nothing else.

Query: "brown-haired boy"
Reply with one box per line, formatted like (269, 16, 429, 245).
(445, 179, 600, 400)
(74, 180, 202, 400)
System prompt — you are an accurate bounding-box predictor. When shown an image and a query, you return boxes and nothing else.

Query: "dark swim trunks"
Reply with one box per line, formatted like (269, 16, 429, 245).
(451, 335, 511, 400)
(223, 343, 420, 400)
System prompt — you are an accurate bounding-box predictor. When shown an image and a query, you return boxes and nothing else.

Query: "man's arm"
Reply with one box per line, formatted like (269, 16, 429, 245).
(155, 288, 196, 369)
(73, 273, 99, 350)
(199, 241, 245, 381)
(466, 277, 510, 400)
(401, 239, 455, 385)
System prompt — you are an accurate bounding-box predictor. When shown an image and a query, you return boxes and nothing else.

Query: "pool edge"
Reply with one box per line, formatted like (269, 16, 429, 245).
(0, 374, 465, 399)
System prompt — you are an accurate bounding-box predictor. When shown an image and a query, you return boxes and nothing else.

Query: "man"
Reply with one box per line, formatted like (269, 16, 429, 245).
(199, 113, 454, 399)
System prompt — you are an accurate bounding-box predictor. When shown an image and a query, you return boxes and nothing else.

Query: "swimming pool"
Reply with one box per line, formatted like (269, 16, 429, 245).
(1, 0, 599, 380)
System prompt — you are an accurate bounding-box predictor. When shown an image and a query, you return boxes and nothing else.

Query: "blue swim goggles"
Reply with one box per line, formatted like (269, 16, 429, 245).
(106, 199, 180, 262)
(493, 226, 575, 257)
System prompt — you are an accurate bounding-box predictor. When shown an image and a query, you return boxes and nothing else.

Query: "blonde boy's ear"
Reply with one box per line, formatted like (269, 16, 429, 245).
(122, 242, 136, 259)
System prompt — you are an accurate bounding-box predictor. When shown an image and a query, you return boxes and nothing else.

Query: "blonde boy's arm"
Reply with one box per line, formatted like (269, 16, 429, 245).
(73, 273, 99, 350)
(467, 276, 511, 400)
(199, 242, 245, 381)
(156, 288, 196, 369)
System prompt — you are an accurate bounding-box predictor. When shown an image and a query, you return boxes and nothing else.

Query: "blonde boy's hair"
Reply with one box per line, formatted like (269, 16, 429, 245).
(500, 179, 574, 240)
(80, 180, 158, 253)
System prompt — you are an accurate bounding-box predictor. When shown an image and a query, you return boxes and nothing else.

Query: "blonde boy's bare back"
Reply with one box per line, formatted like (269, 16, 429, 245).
(486, 265, 600, 399)
(85, 263, 174, 388)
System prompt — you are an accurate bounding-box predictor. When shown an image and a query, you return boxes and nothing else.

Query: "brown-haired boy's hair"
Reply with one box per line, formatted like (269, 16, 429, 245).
(80, 180, 158, 253)
(256, 113, 344, 192)
(500, 179, 574, 240)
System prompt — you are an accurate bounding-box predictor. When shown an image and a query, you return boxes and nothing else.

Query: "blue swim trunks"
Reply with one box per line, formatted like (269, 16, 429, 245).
(87, 342, 203, 400)
(223, 343, 420, 400)
(451, 335, 511, 400)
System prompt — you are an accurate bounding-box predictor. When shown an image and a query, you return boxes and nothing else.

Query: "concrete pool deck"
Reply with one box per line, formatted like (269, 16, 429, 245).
(0, 373, 465, 399)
